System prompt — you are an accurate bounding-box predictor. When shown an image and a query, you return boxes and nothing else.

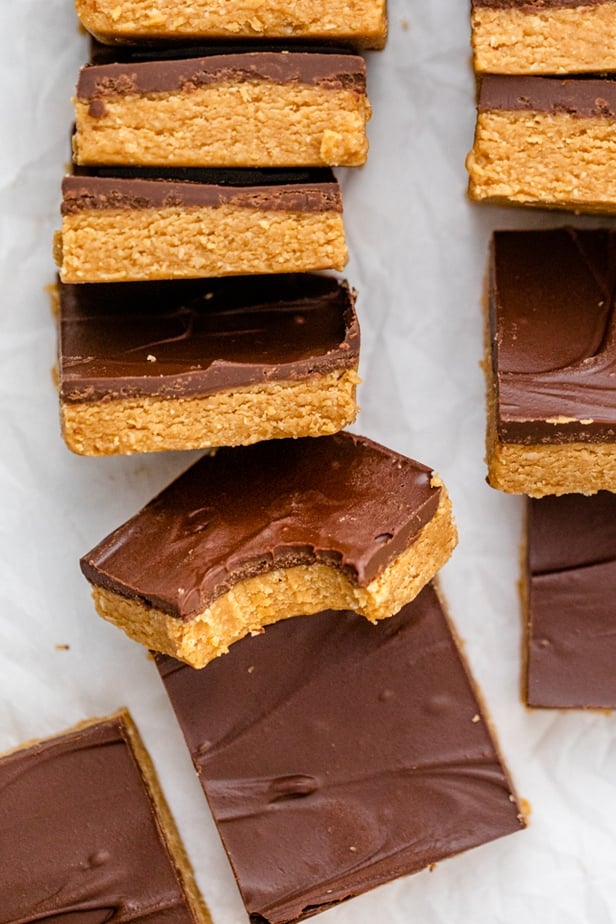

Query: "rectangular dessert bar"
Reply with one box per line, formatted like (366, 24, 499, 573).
(54, 166, 347, 283)
(485, 228, 616, 496)
(156, 584, 525, 924)
(467, 76, 616, 213)
(74, 0, 387, 50)
(57, 274, 360, 455)
(0, 710, 210, 922)
(73, 47, 371, 168)
(525, 492, 616, 709)
(80, 431, 457, 667)
(471, 0, 616, 75)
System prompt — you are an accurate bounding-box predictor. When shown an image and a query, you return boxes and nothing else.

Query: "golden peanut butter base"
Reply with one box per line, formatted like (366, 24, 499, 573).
(73, 84, 371, 168)
(467, 110, 616, 213)
(61, 369, 360, 456)
(89, 484, 457, 668)
(472, 4, 616, 75)
(74, 0, 387, 48)
(55, 205, 348, 283)
(485, 349, 616, 497)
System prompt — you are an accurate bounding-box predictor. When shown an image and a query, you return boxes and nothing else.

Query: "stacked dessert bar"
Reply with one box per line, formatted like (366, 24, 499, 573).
(3, 2, 525, 921)
(485, 227, 616, 710)
(467, 0, 616, 212)
(467, 3, 616, 712)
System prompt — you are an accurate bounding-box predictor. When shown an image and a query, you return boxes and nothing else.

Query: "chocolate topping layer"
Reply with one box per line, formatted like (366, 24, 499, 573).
(62, 167, 342, 215)
(473, 0, 607, 9)
(0, 714, 197, 923)
(156, 585, 524, 924)
(489, 228, 616, 443)
(77, 51, 366, 98)
(526, 493, 616, 708)
(80, 433, 441, 618)
(479, 75, 616, 119)
(58, 274, 359, 402)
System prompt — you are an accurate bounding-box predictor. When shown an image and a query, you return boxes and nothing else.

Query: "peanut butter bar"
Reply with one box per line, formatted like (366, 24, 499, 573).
(468, 76, 616, 213)
(471, 0, 616, 75)
(58, 274, 360, 455)
(485, 229, 616, 496)
(80, 432, 457, 667)
(73, 48, 371, 168)
(156, 585, 525, 924)
(524, 493, 616, 709)
(54, 167, 347, 283)
(0, 710, 210, 923)
(74, 0, 387, 50)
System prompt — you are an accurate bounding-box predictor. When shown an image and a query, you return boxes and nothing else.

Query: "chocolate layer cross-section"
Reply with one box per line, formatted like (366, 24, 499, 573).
(525, 492, 616, 708)
(156, 585, 525, 924)
(80, 432, 457, 667)
(57, 274, 360, 455)
(467, 76, 616, 213)
(471, 0, 616, 75)
(74, 0, 387, 50)
(0, 710, 210, 923)
(54, 167, 347, 284)
(73, 48, 371, 168)
(485, 228, 616, 496)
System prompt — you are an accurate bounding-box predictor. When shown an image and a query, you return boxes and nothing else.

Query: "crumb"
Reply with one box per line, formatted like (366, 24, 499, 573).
(472, 713, 480, 723)
(401, 17, 409, 30)
(55, 644, 70, 651)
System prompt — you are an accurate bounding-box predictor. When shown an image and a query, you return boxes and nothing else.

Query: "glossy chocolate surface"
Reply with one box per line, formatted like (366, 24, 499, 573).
(489, 228, 616, 443)
(526, 492, 616, 708)
(479, 75, 616, 119)
(58, 274, 358, 402)
(62, 167, 342, 214)
(0, 714, 197, 923)
(77, 50, 366, 98)
(156, 585, 524, 924)
(80, 432, 441, 618)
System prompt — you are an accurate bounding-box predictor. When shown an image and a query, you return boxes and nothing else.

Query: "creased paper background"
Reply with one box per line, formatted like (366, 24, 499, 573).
(1, 1, 616, 921)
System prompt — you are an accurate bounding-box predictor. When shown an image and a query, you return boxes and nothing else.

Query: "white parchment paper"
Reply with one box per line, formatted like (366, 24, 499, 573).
(2, 2, 616, 921)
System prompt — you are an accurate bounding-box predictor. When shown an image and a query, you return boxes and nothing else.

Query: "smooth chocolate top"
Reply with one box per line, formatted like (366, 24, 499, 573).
(62, 167, 341, 215)
(156, 585, 524, 924)
(80, 432, 442, 618)
(0, 713, 197, 923)
(473, 0, 606, 9)
(77, 51, 366, 99)
(526, 493, 616, 708)
(58, 274, 359, 402)
(489, 228, 616, 443)
(479, 75, 616, 119)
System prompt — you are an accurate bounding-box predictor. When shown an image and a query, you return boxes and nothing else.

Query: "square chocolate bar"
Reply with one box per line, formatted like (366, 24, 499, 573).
(157, 585, 525, 924)
(80, 432, 457, 667)
(485, 228, 616, 496)
(57, 274, 359, 455)
(0, 710, 209, 922)
(525, 492, 616, 709)
(468, 76, 616, 213)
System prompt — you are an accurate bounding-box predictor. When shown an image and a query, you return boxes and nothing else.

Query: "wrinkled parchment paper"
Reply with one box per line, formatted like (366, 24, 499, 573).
(2, 1, 616, 921)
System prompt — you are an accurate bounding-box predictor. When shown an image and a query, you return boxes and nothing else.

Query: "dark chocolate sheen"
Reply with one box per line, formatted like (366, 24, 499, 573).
(77, 52, 366, 98)
(62, 167, 341, 215)
(526, 493, 616, 708)
(489, 228, 616, 443)
(58, 274, 359, 402)
(479, 75, 616, 119)
(0, 715, 196, 923)
(80, 433, 441, 618)
(156, 586, 524, 924)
